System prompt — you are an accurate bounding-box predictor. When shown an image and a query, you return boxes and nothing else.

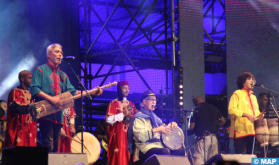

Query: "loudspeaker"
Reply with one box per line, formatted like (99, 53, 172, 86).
(206, 154, 257, 165)
(48, 153, 88, 165)
(2, 146, 48, 165)
(142, 155, 190, 165)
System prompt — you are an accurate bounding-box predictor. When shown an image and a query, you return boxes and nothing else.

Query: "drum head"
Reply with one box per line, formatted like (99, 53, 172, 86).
(162, 126, 184, 150)
(71, 132, 101, 164)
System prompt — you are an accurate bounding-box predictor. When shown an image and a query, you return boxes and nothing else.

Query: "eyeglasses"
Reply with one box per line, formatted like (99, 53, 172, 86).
(145, 99, 157, 102)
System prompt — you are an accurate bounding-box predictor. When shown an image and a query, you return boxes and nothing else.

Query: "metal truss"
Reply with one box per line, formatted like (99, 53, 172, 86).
(203, 0, 226, 73)
(79, 0, 178, 133)
(80, 0, 174, 61)
(79, 0, 177, 92)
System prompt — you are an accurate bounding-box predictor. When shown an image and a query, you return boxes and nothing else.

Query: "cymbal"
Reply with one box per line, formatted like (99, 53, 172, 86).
(0, 107, 5, 119)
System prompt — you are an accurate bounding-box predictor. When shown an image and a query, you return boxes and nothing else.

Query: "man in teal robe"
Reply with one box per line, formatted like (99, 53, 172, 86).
(30, 43, 78, 152)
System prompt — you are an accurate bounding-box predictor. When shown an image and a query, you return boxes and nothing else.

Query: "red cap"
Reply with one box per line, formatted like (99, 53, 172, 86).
(119, 81, 129, 87)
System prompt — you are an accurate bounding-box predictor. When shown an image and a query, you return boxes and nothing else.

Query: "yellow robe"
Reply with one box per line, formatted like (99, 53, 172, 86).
(228, 89, 260, 138)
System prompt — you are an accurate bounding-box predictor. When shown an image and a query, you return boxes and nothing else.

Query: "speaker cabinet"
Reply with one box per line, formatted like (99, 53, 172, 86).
(48, 153, 88, 165)
(206, 154, 257, 165)
(142, 155, 190, 165)
(2, 147, 48, 165)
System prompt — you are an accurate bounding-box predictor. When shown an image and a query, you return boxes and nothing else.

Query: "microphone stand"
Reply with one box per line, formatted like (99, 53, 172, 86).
(161, 108, 196, 156)
(65, 61, 93, 153)
(254, 85, 279, 149)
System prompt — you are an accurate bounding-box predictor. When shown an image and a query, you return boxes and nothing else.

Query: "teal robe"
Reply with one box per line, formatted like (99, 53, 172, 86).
(30, 62, 77, 124)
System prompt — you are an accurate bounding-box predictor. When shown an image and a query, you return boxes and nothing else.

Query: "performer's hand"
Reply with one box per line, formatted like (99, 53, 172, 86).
(168, 122, 178, 130)
(69, 125, 76, 134)
(123, 107, 132, 116)
(50, 97, 62, 108)
(256, 112, 264, 120)
(243, 113, 256, 122)
(75, 90, 81, 95)
(153, 124, 172, 135)
(61, 128, 66, 137)
(28, 104, 37, 119)
(93, 87, 103, 96)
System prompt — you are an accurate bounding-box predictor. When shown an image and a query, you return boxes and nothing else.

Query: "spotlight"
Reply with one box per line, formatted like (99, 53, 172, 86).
(179, 102, 183, 105)
(180, 96, 183, 100)
(0, 54, 37, 98)
(179, 85, 183, 88)
(180, 91, 183, 94)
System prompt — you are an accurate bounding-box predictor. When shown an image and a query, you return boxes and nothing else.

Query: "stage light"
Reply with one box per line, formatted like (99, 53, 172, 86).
(180, 91, 183, 94)
(179, 102, 183, 105)
(205, 53, 224, 63)
(180, 96, 183, 100)
(0, 54, 37, 98)
(179, 85, 183, 88)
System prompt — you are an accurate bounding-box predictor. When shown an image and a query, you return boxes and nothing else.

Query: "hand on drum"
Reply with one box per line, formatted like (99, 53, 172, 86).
(168, 122, 178, 130)
(153, 124, 172, 135)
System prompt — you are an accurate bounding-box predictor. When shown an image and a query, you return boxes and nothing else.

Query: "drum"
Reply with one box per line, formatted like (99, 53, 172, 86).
(71, 132, 101, 165)
(255, 118, 269, 147)
(161, 126, 184, 150)
(267, 118, 279, 146)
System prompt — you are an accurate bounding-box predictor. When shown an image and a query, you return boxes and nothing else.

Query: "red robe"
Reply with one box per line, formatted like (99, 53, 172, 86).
(4, 88, 37, 147)
(58, 107, 76, 153)
(106, 99, 136, 165)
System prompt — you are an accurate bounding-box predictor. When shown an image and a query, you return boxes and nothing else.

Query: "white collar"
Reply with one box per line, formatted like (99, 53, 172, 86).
(116, 97, 127, 101)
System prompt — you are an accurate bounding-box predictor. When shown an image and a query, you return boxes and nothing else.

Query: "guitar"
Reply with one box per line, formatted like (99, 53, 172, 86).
(31, 82, 117, 119)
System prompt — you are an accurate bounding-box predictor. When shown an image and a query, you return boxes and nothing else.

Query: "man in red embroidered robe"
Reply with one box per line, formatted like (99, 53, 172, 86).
(106, 81, 136, 165)
(58, 107, 76, 153)
(4, 70, 37, 147)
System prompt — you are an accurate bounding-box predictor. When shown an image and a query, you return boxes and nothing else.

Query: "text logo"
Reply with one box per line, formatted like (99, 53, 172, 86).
(252, 158, 278, 165)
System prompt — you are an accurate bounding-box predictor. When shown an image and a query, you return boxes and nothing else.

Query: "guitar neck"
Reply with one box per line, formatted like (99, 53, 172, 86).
(72, 81, 117, 100)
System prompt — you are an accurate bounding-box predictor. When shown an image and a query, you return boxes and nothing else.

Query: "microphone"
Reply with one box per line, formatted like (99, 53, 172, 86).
(60, 56, 76, 61)
(253, 84, 264, 88)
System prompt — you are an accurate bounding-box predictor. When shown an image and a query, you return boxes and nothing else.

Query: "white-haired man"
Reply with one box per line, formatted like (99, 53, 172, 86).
(127, 90, 185, 163)
(30, 43, 102, 152)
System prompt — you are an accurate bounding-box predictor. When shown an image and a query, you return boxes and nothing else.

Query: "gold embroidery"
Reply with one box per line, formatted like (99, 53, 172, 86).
(114, 148, 119, 152)
(25, 114, 32, 124)
(16, 137, 21, 143)
(14, 89, 32, 106)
